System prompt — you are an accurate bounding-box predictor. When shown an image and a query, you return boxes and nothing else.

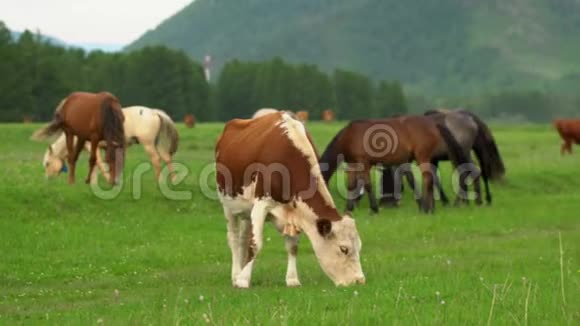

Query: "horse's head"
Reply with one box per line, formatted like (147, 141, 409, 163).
(43, 145, 67, 178)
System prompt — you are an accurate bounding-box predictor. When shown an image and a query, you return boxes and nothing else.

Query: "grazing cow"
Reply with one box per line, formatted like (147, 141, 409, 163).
(554, 119, 580, 155)
(295, 110, 309, 122)
(184, 114, 196, 128)
(216, 112, 365, 288)
(322, 109, 335, 122)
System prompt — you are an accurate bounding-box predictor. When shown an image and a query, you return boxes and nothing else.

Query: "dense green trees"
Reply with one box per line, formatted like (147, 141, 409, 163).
(0, 25, 408, 122)
(214, 57, 407, 121)
(2, 22, 576, 123)
(0, 24, 209, 122)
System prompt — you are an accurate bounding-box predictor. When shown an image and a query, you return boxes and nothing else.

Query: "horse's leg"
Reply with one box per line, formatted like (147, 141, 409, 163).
(418, 159, 435, 213)
(346, 169, 361, 213)
(85, 138, 99, 184)
(69, 136, 86, 185)
(64, 131, 75, 184)
(473, 166, 483, 206)
(380, 166, 398, 207)
(84, 142, 99, 184)
(143, 142, 162, 181)
(159, 149, 176, 181)
(402, 169, 422, 209)
(362, 166, 379, 214)
(95, 146, 110, 181)
(482, 171, 492, 205)
(562, 139, 573, 155)
(432, 160, 450, 206)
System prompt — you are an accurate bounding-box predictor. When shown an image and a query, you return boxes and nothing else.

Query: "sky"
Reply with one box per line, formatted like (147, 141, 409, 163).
(0, 0, 192, 48)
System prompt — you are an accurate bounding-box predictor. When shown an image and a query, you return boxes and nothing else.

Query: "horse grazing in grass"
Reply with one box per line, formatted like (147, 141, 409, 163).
(320, 115, 471, 213)
(553, 119, 580, 155)
(32, 92, 125, 185)
(380, 109, 505, 206)
(42, 106, 179, 183)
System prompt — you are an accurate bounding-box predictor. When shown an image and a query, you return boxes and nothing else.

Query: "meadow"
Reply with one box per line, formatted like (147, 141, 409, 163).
(0, 122, 578, 325)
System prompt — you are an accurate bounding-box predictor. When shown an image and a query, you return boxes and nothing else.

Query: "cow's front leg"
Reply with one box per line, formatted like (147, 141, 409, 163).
(285, 235, 301, 287)
(223, 207, 242, 286)
(235, 201, 269, 288)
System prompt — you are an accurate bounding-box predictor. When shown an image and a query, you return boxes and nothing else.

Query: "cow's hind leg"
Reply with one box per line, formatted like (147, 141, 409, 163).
(235, 200, 269, 288)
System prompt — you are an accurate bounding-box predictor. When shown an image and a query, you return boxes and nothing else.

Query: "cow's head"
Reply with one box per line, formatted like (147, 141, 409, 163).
(313, 216, 365, 286)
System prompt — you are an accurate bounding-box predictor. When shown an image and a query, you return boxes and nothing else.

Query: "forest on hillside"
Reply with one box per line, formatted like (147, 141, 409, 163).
(129, 0, 580, 97)
(0, 21, 577, 123)
(0, 22, 407, 122)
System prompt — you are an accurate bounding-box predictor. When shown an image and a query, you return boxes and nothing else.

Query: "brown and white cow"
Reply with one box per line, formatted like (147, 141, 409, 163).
(216, 112, 365, 288)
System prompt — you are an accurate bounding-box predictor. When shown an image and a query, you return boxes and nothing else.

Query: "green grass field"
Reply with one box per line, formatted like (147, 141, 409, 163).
(0, 122, 578, 325)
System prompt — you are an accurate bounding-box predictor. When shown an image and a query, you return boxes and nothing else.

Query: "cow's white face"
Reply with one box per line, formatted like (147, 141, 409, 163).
(313, 216, 365, 286)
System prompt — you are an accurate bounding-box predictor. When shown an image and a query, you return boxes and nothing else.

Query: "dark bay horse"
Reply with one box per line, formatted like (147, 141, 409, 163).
(32, 92, 125, 184)
(320, 115, 471, 213)
(380, 109, 505, 206)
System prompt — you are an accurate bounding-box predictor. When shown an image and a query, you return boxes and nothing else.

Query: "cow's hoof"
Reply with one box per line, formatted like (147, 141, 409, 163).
(234, 279, 250, 289)
(286, 278, 302, 287)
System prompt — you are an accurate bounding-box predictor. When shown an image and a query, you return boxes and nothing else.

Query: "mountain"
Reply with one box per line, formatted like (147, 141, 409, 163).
(11, 31, 122, 52)
(128, 0, 580, 95)
(11, 31, 66, 46)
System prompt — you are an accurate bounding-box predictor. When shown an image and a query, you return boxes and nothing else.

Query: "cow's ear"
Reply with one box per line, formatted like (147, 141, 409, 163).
(316, 219, 332, 237)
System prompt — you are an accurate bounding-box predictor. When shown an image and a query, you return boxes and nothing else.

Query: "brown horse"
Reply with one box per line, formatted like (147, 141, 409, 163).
(295, 110, 309, 122)
(380, 109, 504, 207)
(32, 92, 125, 185)
(184, 114, 196, 128)
(322, 110, 335, 122)
(554, 119, 580, 155)
(320, 115, 471, 213)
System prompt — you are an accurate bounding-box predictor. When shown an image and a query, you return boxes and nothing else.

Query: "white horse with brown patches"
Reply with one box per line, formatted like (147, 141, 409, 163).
(42, 106, 179, 183)
(216, 111, 365, 288)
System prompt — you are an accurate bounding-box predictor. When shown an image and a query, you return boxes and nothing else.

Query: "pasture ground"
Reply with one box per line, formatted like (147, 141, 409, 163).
(0, 122, 578, 325)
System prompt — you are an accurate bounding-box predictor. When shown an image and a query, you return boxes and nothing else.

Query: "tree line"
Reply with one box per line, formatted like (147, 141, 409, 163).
(0, 22, 408, 122)
(1, 22, 578, 123)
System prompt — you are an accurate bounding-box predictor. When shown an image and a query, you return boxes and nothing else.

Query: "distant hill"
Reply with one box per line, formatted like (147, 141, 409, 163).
(11, 31, 66, 46)
(11, 31, 122, 52)
(128, 0, 580, 96)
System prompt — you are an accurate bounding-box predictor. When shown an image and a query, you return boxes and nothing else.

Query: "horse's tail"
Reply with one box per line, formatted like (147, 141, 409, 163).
(31, 98, 67, 141)
(436, 123, 471, 168)
(154, 109, 179, 155)
(464, 111, 505, 180)
(101, 96, 125, 161)
(320, 124, 348, 183)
